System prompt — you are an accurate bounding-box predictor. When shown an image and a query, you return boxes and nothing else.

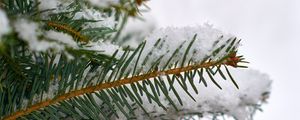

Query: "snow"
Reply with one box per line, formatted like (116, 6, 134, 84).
(45, 80, 59, 100)
(83, 23, 238, 77)
(88, 0, 120, 8)
(74, 7, 117, 29)
(123, 68, 272, 120)
(37, 0, 117, 29)
(82, 23, 237, 75)
(126, 24, 237, 72)
(84, 41, 121, 56)
(38, 0, 60, 10)
(14, 19, 42, 51)
(45, 30, 77, 48)
(0, 9, 10, 39)
(14, 19, 77, 52)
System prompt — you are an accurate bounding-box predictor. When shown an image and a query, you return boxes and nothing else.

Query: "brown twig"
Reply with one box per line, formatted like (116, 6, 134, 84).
(47, 22, 89, 43)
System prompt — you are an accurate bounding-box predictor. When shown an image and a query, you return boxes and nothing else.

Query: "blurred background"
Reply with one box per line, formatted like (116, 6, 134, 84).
(143, 0, 300, 119)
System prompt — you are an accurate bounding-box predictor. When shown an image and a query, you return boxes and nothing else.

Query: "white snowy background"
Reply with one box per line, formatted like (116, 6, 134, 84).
(146, 0, 300, 120)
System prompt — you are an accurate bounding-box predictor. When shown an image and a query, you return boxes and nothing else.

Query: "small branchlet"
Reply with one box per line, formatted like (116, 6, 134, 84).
(47, 22, 89, 44)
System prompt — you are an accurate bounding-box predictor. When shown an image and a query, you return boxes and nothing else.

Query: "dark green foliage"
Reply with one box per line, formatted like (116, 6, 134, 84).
(1, 0, 39, 16)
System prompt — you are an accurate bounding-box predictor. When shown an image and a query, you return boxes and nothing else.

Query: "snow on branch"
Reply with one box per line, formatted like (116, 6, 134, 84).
(120, 68, 271, 120)
(88, 23, 237, 66)
(88, 24, 238, 74)
(73, 7, 117, 29)
(139, 24, 235, 70)
(38, 0, 60, 11)
(13, 19, 77, 52)
(88, 0, 120, 8)
(0, 9, 10, 39)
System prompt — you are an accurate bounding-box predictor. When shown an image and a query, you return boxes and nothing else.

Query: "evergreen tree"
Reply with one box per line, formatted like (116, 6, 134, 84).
(0, 0, 271, 120)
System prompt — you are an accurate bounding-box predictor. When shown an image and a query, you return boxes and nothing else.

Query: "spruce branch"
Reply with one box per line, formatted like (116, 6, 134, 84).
(2, 52, 243, 120)
(0, 29, 244, 119)
(0, 0, 272, 119)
